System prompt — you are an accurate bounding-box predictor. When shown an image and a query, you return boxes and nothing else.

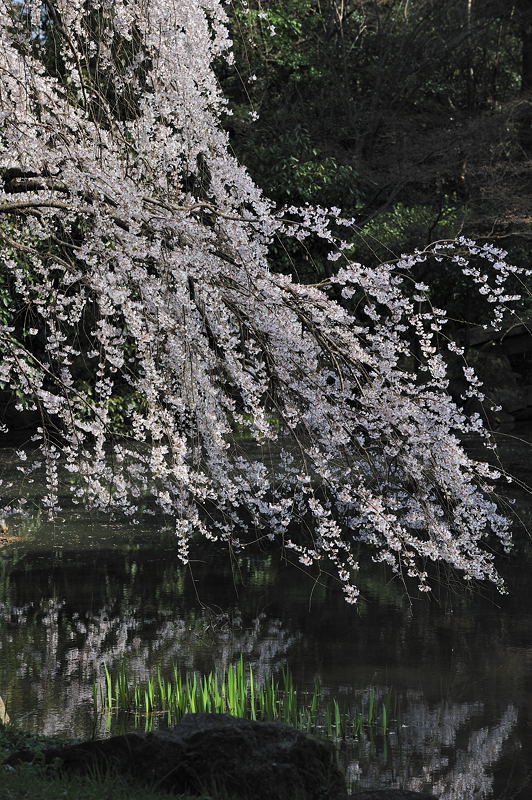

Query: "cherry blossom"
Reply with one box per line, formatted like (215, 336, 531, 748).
(0, 0, 525, 602)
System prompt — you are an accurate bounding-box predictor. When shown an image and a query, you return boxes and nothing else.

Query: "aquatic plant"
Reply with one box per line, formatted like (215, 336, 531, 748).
(94, 657, 394, 740)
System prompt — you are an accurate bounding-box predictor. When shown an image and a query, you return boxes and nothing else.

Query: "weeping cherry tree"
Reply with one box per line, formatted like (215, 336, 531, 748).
(0, 0, 524, 603)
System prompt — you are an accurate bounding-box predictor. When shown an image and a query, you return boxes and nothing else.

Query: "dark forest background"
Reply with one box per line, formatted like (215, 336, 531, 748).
(221, 0, 532, 266)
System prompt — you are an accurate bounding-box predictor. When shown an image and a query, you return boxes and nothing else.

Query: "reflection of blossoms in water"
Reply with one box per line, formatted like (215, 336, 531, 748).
(207, 612, 299, 682)
(0, 598, 300, 737)
(402, 694, 484, 749)
(345, 696, 517, 800)
(424, 705, 518, 800)
(345, 695, 479, 789)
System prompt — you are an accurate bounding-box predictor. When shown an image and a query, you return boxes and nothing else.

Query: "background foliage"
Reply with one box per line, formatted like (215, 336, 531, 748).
(221, 0, 532, 278)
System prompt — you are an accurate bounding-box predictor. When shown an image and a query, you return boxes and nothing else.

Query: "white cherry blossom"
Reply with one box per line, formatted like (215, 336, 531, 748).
(0, 0, 526, 603)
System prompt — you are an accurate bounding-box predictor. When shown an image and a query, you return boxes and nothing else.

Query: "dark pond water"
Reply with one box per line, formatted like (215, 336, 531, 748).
(2, 431, 532, 798)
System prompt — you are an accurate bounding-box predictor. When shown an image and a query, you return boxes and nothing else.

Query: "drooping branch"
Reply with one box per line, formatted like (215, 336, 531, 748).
(0, 0, 523, 604)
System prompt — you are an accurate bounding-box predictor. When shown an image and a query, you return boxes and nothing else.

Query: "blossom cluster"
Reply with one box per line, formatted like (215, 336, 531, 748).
(0, 0, 525, 602)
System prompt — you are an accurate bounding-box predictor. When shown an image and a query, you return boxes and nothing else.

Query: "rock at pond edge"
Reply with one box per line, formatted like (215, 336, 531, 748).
(6, 712, 347, 800)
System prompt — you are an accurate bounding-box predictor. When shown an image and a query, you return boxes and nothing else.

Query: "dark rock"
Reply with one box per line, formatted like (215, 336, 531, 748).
(7, 713, 346, 800)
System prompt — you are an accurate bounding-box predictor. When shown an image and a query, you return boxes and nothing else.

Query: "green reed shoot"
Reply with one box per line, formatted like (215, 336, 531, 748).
(353, 711, 364, 738)
(94, 659, 396, 742)
(249, 664, 256, 720)
(333, 699, 341, 738)
(104, 663, 113, 708)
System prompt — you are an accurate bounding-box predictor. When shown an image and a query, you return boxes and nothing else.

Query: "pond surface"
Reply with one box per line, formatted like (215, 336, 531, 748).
(2, 431, 532, 799)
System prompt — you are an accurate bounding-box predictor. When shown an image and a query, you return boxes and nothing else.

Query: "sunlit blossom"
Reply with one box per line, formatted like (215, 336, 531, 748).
(0, 0, 525, 603)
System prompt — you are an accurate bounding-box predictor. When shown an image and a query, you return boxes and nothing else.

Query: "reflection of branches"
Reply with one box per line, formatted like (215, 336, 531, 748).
(0, 598, 300, 737)
(346, 696, 480, 790)
(426, 705, 518, 800)
(345, 696, 518, 800)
